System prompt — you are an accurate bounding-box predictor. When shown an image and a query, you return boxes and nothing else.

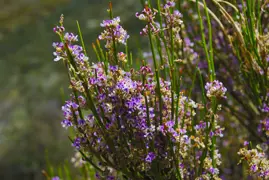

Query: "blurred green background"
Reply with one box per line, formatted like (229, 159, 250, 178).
(0, 0, 141, 179)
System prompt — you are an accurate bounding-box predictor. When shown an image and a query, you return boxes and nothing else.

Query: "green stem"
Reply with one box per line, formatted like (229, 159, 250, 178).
(76, 21, 87, 56)
(148, 28, 163, 124)
(195, 0, 213, 81)
(201, 0, 216, 80)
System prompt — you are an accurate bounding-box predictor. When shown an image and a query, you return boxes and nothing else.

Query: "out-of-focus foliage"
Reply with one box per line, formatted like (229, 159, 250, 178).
(0, 0, 70, 33)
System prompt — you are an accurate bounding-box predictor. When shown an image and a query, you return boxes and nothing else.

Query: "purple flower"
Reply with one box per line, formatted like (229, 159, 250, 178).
(95, 173, 101, 179)
(61, 119, 72, 128)
(184, 38, 194, 47)
(109, 65, 118, 72)
(164, 1, 176, 9)
(195, 122, 207, 130)
(53, 26, 65, 34)
(182, 135, 190, 144)
(145, 152, 156, 163)
(261, 103, 269, 113)
(136, 7, 156, 22)
(140, 65, 152, 75)
(52, 42, 65, 62)
(205, 80, 227, 99)
(100, 17, 120, 27)
(71, 102, 79, 110)
(126, 96, 142, 110)
(106, 176, 115, 180)
(209, 131, 215, 137)
(78, 96, 86, 107)
(51, 176, 60, 180)
(99, 17, 129, 48)
(72, 137, 85, 149)
(61, 101, 79, 121)
(215, 128, 224, 137)
(53, 32, 89, 73)
(64, 32, 78, 42)
(136, 7, 159, 35)
(250, 164, 258, 172)
(208, 167, 219, 175)
(78, 119, 86, 126)
(165, 120, 175, 128)
(258, 118, 269, 137)
(244, 141, 249, 146)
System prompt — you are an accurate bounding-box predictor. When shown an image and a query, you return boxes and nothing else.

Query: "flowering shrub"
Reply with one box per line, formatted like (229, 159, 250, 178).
(49, 0, 269, 179)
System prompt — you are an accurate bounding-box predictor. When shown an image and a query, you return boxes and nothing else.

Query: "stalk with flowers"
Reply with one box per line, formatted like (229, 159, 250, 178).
(175, 0, 269, 178)
(49, 0, 268, 179)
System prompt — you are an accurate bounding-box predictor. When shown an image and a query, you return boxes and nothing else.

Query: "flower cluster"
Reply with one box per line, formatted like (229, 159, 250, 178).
(52, 20, 89, 75)
(183, 37, 199, 65)
(163, 1, 183, 33)
(53, 14, 65, 34)
(205, 80, 227, 99)
(117, 52, 127, 63)
(136, 6, 160, 35)
(258, 118, 269, 137)
(261, 101, 269, 113)
(99, 17, 129, 49)
(238, 147, 269, 179)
